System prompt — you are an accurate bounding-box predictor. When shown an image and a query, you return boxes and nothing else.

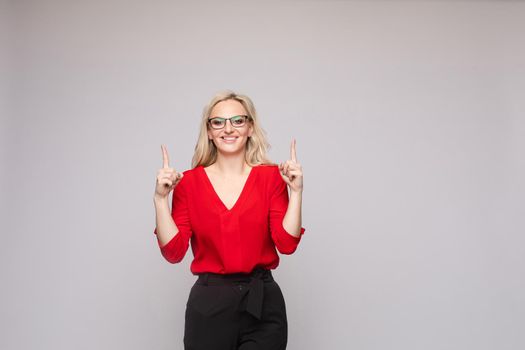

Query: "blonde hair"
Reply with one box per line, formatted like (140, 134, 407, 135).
(191, 90, 275, 168)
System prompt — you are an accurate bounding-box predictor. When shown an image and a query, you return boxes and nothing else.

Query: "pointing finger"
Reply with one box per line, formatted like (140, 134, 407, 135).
(290, 138, 297, 162)
(161, 144, 170, 169)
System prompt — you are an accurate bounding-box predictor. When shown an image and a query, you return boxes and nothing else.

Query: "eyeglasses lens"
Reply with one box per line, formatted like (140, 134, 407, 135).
(209, 116, 247, 129)
(210, 119, 225, 128)
(231, 116, 245, 127)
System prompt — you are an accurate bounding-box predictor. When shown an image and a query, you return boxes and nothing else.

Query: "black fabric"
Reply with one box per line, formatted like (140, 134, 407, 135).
(184, 268, 288, 350)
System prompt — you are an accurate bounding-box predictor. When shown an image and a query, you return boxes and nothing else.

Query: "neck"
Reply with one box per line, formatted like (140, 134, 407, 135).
(212, 152, 251, 175)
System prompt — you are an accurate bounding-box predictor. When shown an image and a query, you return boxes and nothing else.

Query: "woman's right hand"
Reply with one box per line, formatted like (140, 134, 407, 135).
(154, 144, 184, 199)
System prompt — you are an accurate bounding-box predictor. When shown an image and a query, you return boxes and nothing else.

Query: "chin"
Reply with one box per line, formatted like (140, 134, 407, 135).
(214, 140, 248, 154)
(217, 146, 245, 154)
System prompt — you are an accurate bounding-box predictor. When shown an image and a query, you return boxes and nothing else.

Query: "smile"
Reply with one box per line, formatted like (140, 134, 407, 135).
(221, 136, 238, 143)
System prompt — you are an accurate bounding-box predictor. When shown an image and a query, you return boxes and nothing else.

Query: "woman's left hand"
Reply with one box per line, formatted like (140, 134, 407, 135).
(279, 138, 303, 193)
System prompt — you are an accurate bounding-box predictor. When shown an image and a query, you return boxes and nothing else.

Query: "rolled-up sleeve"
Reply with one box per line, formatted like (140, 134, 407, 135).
(153, 177, 193, 263)
(269, 168, 305, 255)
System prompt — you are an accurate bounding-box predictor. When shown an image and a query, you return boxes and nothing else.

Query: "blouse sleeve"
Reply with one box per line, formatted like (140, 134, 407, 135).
(269, 167, 305, 254)
(153, 176, 193, 263)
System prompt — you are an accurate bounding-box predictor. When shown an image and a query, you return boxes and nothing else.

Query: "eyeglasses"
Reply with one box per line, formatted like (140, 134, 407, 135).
(208, 115, 250, 130)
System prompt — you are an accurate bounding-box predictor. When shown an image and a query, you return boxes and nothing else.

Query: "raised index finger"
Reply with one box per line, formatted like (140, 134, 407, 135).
(290, 138, 297, 162)
(161, 144, 170, 168)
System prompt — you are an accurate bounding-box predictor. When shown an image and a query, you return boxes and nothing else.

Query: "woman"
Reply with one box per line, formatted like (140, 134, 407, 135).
(153, 90, 305, 350)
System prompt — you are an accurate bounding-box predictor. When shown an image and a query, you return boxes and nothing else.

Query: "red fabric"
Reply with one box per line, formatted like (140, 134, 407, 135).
(153, 164, 305, 274)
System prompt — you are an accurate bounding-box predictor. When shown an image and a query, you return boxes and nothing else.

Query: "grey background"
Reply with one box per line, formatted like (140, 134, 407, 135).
(2, 0, 524, 349)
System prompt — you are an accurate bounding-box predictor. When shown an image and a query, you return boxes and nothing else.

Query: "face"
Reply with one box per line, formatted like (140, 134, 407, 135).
(207, 99, 253, 156)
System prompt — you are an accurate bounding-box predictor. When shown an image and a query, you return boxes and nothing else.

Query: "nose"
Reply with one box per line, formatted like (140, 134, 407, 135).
(224, 119, 234, 133)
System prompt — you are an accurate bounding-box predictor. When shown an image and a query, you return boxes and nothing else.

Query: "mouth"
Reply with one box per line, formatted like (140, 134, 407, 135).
(221, 136, 239, 143)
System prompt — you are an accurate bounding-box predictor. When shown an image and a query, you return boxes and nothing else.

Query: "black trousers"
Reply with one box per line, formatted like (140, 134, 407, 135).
(184, 268, 288, 350)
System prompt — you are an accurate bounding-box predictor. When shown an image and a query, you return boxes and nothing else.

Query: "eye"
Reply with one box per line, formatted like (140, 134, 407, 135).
(210, 118, 224, 127)
(231, 116, 245, 126)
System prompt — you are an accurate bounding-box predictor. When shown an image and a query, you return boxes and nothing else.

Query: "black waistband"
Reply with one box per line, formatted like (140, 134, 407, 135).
(196, 267, 273, 285)
(195, 267, 273, 320)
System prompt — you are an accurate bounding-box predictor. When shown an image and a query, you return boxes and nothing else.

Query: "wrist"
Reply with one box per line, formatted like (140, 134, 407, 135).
(290, 189, 303, 196)
(153, 195, 170, 206)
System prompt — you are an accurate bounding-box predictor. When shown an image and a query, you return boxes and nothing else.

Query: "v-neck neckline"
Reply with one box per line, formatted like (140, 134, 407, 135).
(199, 165, 257, 212)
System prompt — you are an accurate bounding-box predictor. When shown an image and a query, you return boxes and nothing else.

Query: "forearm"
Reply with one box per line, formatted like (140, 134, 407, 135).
(154, 196, 180, 247)
(282, 190, 303, 238)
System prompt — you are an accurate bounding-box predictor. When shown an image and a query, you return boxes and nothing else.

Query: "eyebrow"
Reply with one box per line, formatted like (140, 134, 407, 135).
(210, 115, 247, 118)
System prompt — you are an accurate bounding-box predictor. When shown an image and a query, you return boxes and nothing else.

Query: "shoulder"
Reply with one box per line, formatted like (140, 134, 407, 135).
(255, 164, 280, 177)
(255, 164, 284, 188)
(182, 166, 200, 177)
(175, 166, 201, 189)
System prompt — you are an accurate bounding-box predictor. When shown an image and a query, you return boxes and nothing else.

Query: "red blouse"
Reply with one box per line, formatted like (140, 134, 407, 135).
(153, 164, 305, 275)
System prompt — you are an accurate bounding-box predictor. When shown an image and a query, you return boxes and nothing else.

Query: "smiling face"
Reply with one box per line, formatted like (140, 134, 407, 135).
(207, 99, 254, 156)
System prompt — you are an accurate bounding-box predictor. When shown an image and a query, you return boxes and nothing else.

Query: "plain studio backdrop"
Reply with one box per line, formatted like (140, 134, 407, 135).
(1, 0, 524, 349)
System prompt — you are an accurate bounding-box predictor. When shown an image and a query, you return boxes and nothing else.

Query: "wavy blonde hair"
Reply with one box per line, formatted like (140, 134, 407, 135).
(191, 90, 275, 168)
